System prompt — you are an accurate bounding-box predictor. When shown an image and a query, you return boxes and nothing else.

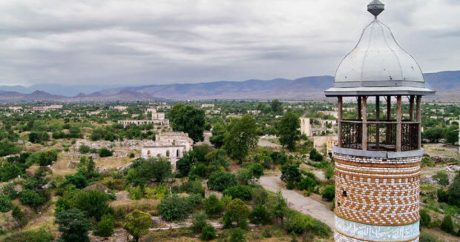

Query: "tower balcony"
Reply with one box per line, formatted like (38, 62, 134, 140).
(340, 119, 420, 151)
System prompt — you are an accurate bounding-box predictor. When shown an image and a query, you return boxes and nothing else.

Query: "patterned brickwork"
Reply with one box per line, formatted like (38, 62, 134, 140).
(334, 155, 421, 226)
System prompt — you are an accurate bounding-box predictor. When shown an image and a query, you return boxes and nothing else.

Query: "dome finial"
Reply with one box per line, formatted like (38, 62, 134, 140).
(368, 0, 385, 19)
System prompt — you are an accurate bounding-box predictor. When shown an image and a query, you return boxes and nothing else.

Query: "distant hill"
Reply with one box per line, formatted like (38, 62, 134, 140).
(0, 70, 459, 103)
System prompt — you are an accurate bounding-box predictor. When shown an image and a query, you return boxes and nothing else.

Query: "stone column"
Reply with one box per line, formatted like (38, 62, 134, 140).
(361, 96, 368, 150)
(396, 96, 402, 152)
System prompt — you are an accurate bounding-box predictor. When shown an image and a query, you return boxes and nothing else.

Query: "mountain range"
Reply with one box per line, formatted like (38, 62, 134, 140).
(0, 70, 459, 103)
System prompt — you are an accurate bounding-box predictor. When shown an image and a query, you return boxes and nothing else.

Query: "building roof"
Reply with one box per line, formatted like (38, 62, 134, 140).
(325, 1, 435, 97)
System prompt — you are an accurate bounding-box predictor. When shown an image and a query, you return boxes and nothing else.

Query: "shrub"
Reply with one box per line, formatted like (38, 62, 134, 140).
(285, 210, 331, 238)
(73, 190, 112, 221)
(94, 214, 115, 237)
(250, 205, 272, 225)
(201, 224, 217, 241)
(1, 183, 18, 199)
(65, 173, 88, 189)
(192, 212, 207, 233)
(223, 185, 252, 201)
(186, 193, 203, 210)
(437, 189, 449, 203)
(297, 177, 317, 192)
(127, 158, 172, 185)
(56, 208, 90, 242)
(309, 149, 323, 161)
(79, 145, 91, 154)
(0, 161, 22, 182)
(420, 209, 431, 227)
(441, 215, 454, 234)
(207, 171, 237, 191)
(281, 164, 301, 188)
(419, 231, 438, 242)
(29, 131, 49, 144)
(229, 228, 246, 242)
(158, 194, 191, 221)
(223, 199, 250, 228)
(0, 194, 12, 212)
(99, 148, 113, 157)
(447, 173, 460, 206)
(128, 186, 143, 200)
(181, 179, 205, 196)
(123, 210, 153, 242)
(12, 206, 27, 227)
(247, 163, 264, 179)
(433, 171, 449, 186)
(321, 185, 335, 201)
(3, 227, 54, 242)
(204, 195, 224, 218)
(19, 189, 46, 209)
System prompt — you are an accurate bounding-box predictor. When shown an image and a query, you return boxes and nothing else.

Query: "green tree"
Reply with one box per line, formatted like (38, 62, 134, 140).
(56, 208, 90, 242)
(29, 131, 50, 144)
(207, 171, 237, 191)
(277, 112, 300, 151)
(19, 189, 46, 210)
(204, 195, 224, 218)
(124, 210, 153, 242)
(281, 164, 302, 189)
(250, 205, 272, 225)
(224, 115, 258, 163)
(94, 214, 114, 237)
(223, 185, 252, 201)
(158, 194, 191, 221)
(423, 127, 444, 143)
(272, 192, 287, 225)
(169, 104, 205, 142)
(127, 158, 172, 185)
(270, 99, 283, 114)
(441, 215, 454, 234)
(420, 209, 431, 227)
(210, 122, 226, 148)
(223, 199, 250, 228)
(74, 190, 112, 221)
(447, 173, 460, 206)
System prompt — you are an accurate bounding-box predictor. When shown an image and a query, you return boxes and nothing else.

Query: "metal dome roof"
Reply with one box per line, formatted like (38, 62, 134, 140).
(325, 1, 434, 97)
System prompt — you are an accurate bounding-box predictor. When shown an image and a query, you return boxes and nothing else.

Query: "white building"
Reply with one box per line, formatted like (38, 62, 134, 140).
(141, 132, 193, 168)
(300, 118, 312, 137)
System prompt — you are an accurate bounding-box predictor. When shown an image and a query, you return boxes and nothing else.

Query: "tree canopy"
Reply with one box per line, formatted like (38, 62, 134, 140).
(277, 112, 300, 151)
(224, 115, 258, 163)
(169, 104, 206, 142)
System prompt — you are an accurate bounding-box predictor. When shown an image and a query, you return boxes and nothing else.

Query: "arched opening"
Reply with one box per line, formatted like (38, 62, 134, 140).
(166, 150, 170, 157)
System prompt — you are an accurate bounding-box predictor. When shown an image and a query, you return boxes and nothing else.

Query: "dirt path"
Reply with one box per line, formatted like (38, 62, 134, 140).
(259, 176, 335, 228)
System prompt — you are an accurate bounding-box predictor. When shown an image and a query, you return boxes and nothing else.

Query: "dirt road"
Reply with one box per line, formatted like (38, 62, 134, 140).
(259, 175, 335, 228)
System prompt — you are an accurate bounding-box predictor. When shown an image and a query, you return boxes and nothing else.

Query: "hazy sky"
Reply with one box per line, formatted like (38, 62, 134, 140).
(1, 0, 459, 87)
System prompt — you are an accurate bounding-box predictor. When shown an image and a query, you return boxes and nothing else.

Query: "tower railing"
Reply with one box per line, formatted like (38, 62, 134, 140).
(340, 120, 419, 151)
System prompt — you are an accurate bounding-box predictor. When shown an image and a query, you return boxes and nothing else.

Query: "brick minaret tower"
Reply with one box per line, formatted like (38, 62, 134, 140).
(325, 1, 435, 241)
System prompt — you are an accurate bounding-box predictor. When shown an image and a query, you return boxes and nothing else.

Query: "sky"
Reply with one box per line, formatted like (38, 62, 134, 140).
(0, 0, 459, 87)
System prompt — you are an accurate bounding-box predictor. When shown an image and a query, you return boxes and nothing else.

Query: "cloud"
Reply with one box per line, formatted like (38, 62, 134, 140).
(0, 0, 459, 87)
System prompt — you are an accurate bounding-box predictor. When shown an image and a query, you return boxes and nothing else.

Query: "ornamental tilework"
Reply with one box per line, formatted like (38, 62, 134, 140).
(335, 216, 419, 242)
